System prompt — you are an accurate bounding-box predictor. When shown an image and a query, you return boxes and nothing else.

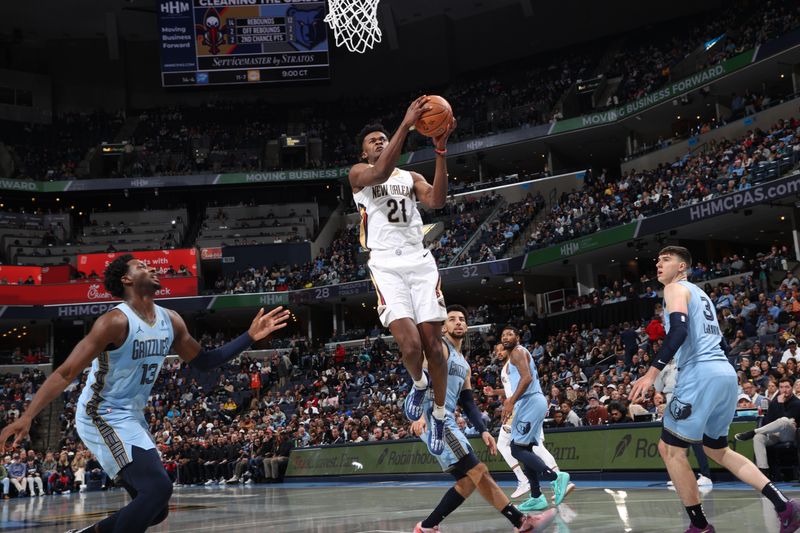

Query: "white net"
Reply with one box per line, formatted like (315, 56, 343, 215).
(325, 0, 382, 54)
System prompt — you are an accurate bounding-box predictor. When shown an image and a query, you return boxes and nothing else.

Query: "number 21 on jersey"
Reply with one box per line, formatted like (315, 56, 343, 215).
(387, 199, 407, 223)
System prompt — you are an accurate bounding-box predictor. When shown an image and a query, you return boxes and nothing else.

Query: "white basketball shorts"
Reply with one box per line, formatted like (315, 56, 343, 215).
(367, 245, 447, 327)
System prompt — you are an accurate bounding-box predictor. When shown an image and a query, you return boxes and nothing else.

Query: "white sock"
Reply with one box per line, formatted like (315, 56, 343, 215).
(432, 404, 446, 420)
(413, 373, 429, 390)
(512, 465, 527, 483)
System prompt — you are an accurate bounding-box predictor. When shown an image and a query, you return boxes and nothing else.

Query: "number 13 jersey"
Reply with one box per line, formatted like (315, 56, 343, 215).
(352, 168, 424, 252)
(77, 302, 174, 417)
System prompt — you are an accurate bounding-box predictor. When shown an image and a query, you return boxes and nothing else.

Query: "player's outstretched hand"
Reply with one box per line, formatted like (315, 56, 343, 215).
(411, 417, 427, 437)
(482, 385, 495, 397)
(482, 432, 497, 455)
(0, 417, 31, 453)
(628, 375, 653, 404)
(248, 306, 291, 341)
(433, 118, 457, 151)
(402, 95, 431, 130)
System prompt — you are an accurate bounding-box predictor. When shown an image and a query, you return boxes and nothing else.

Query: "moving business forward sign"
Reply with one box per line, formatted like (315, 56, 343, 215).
(551, 50, 755, 134)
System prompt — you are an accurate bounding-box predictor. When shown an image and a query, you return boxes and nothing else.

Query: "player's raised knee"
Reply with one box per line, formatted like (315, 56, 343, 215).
(151, 505, 170, 525)
(466, 461, 489, 485)
(152, 472, 174, 500)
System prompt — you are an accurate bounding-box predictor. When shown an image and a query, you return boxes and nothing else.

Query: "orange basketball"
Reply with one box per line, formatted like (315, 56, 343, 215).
(415, 95, 453, 138)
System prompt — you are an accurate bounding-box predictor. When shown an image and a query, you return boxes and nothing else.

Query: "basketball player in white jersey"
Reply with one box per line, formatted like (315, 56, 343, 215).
(0, 254, 289, 533)
(349, 96, 456, 455)
(484, 343, 575, 509)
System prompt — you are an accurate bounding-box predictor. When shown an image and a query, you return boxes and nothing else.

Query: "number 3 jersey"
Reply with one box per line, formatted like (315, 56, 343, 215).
(352, 167, 424, 252)
(77, 302, 174, 418)
(663, 280, 728, 371)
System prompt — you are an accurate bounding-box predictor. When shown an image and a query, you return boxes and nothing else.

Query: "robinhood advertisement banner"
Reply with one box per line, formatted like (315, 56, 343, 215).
(551, 49, 756, 134)
(523, 222, 638, 269)
(286, 421, 755, 477)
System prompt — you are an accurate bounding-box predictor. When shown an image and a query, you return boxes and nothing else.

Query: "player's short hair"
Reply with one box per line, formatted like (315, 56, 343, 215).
(446, 304, 468, 319)
(356, 123, 389, 151)
(501, 325, 520, 336)
(659, 245, 692, 269)
(104, 254, 135, 298)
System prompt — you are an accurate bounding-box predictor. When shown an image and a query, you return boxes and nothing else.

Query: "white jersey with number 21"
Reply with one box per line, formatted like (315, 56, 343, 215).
(352, 168, 423, 252)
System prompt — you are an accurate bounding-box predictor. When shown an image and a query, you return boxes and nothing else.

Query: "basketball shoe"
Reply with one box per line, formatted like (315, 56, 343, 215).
(404, 369, 430, 421)
(683, 526, 715, 533)
(779, 498, 800, 533)
(516, 508, 557, 532)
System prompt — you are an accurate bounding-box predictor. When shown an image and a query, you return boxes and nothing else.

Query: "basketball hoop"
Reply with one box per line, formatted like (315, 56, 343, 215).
(325, 0, 382, 54)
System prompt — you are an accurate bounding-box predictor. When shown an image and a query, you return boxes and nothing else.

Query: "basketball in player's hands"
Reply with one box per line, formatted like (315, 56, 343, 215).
(414, 95, 453, 137)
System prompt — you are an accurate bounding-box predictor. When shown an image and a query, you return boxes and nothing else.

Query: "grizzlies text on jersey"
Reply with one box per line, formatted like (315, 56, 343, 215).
(76, 303, 174, 477)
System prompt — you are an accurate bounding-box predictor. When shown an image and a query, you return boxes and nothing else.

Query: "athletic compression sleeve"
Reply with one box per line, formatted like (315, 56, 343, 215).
(719, 336, 731, 356)
(457, 389, 487, 434)
(189, 332, 253, 371)
(652, 312, 688, 371)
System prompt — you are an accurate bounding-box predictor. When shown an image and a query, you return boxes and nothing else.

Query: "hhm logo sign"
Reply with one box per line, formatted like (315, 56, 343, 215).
(560, 242, 579, 257)
(161, 1, 190, 16)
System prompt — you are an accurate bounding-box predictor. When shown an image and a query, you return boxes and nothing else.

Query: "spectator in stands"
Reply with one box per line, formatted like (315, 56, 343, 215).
(0, 460, 9, 499)
(645, 316, 665, 342)
(736, 378, 800, 477)
(24, 456, 44, 496)
(7, 453, 26, 496)
(264, 431, 292, 482)
(584, 393, 608, 425)
(758, 315, 780, 337)
(607, 402, 631, 424)
(782, 339, 800, 363)
(85, 453, 107, 490)
(561, 400, 582, 427)
(39, 451, 57, 494)
(48, 452, 74, 494)
(741, 381, 767, 408)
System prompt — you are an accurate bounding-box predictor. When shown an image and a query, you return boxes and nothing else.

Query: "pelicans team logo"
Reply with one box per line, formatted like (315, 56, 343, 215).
(286, 6, 326, 50)
(196, 8, 228, 55)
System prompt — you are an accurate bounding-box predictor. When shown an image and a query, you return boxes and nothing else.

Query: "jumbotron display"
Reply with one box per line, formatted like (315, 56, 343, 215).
(158, 0, 330, 87)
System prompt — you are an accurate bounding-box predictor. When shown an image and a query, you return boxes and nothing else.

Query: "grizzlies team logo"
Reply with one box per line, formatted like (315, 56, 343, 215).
(669, 397, 693, 421)
(515, 421, 531, 436)
(286, 6, 326, 50)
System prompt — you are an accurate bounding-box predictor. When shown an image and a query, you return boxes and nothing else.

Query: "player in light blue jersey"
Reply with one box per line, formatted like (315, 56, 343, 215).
(411, 305, 554, 533)
(500, 326, 571, 510)
(630, 246, 800, 533)
(0, 254, 289, 533)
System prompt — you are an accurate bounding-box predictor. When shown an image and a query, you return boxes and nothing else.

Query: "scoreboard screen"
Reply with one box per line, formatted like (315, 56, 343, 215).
(158, 0, 330, 87)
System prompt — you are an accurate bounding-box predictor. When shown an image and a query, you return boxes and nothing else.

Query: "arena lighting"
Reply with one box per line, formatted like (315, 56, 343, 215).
(704, 33, 725, 50)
